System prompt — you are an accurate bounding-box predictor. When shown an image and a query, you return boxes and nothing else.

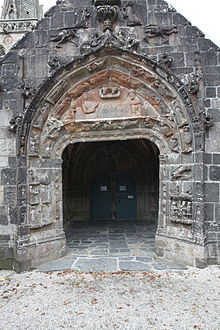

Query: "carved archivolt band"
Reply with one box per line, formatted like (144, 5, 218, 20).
(25, 52, 196, 229)
(27, 54, 193, 159)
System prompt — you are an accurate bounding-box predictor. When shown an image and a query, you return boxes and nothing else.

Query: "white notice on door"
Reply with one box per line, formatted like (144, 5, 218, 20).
(119, 186, 126, 191)
(100, 186, 107, 192)
(128, 195, 134, 199)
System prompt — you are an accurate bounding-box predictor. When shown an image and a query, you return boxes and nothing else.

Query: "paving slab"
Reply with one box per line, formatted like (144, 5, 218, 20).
(38, 256, 77, 272)
(71, 257, 118, 272)
(119, 261, 153, 271)
(37, 220, 187, 273)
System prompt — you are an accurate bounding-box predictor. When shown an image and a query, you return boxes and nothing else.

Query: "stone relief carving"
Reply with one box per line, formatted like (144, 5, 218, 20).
(100, 85, 121, 99)
(20, 82, 35, 100)
(29, 129, 41, 156)
(201, 112, 214, 129)
(97, 5, 119, 31)
(9, 112, 23, 132)
(169, 132, 180, 153)
(158, 114, 175, 137)
(170, 184, 193, 225)
(80, 29, 140, 54)
(0, 20, 38, 33)
(50, 29, 78, 48)
(28, 169, 62, 228)
(60, 86, 146, 121)
(180, 124, 193, 153)
(48, 56, 61, 72)
(73, 8, 91, 29)
(144, 24, 178, 44)
(186, 73, 201, 95)
(171, 165, 192, 181)
(122, 2, 142, 26)
(45, 117, 64, 139)
(158, 53, 173, 69)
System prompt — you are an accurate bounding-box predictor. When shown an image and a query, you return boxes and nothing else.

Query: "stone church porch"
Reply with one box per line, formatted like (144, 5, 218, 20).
(38, 219, 187, 272)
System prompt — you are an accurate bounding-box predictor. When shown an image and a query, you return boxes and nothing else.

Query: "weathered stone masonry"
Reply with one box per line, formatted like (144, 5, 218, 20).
(0, 0, 219, 271)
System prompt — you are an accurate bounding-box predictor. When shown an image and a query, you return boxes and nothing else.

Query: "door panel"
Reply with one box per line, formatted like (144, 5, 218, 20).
(90, 175, 111, 219)
(116, 173, 136, 219)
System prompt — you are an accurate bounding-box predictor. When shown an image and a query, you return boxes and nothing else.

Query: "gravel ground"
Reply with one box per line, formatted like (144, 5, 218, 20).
(0, 266, 219, 330)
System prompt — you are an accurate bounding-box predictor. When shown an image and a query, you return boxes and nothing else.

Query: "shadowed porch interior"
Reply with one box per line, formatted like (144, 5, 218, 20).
(62, 139, 159, 255)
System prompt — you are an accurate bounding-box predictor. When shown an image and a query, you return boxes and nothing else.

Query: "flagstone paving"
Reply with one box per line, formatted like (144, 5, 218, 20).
(38, 220, 187, 272)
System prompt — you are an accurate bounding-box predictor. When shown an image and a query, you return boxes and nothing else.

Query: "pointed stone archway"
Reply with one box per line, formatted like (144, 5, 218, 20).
(15, 47, 206, 271)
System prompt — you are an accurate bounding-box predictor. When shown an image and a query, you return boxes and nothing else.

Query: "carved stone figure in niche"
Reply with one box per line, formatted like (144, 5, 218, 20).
(171, 103, 188, 127)
(51, 29, 78, 48)
(187, 73, 201, 95)
(64, 91, 99, 121)
(128, 90, 143, 116)
(122, 2, 141, 26)
(9, 112, 23, 132)
(30, 208, 41, 228)
(171, 165, 192, 180)
(41, 185, 52, 205)
(144, 25, 178, 44)
(169, 133, 180, 153)
(158, 113, 175, 137)
(45, 118, 64, 139)
(192, 116, 204, 151)
(30, 186, 40, 206)
(100, 85, 120, 99)
(181, 125, 192, 153)
(74, 8, 90, 29)
(159, 53, 173, 68)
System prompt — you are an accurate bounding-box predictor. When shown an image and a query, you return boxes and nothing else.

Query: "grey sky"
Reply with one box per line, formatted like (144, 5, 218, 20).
(0, 0, 219, 46)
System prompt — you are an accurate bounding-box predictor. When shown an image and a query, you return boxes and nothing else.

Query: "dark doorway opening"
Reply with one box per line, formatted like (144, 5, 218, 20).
(62, 139, 159, 223)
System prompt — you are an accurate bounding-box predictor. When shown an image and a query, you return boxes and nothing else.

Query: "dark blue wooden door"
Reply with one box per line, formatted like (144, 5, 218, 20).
(90, 175, 111, 219)
(116, 173, 136, 219)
